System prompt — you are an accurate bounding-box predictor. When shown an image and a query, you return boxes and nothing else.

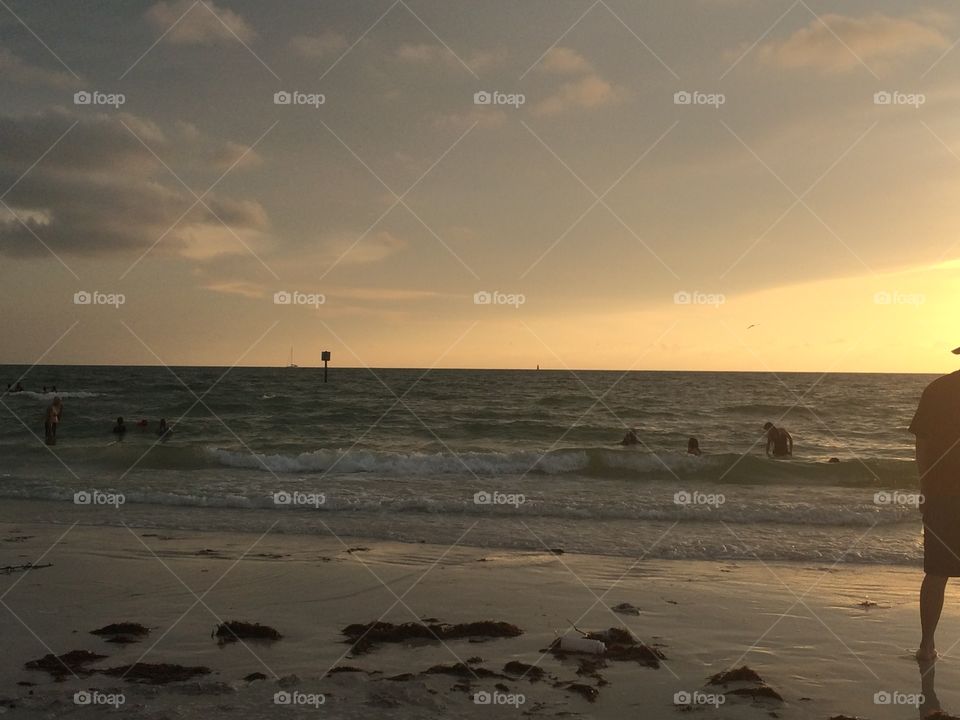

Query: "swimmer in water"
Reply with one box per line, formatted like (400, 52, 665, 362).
(763, 421, 793, 458)
(621, 428, 640, 446)
(112, 416, 127, 439)
(687, 437, 702, 456)
(157, 418, 172, 440)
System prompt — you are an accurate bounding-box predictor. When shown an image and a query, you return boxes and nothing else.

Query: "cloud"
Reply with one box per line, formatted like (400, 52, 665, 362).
(290, 31, 349, 59)
(432, 107, 507, 132)
(210, 140, 263, 171)
(538, 47, 592, 75)
(395, 43, 506, 72)
(201, 281, 266, 299)
(532, 75, 619, 116)
(0, 110, 269, 259)
(754, 13, 948, 72)
(0, 49, 79, 88)
(145, 0, 255, 45)
(319, 230, 407, 266)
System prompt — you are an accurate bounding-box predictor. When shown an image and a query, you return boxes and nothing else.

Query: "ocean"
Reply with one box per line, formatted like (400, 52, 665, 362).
(0, 367, 932, 565)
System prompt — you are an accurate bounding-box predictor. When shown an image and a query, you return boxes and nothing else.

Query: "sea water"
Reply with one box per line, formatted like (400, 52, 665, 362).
(0, 366, 933, 565)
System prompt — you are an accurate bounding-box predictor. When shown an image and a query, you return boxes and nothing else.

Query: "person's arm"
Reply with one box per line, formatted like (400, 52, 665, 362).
(916, 436, 936, 497)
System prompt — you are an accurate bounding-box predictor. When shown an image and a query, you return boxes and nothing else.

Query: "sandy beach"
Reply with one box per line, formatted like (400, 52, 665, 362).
(1, 500, 955, 719)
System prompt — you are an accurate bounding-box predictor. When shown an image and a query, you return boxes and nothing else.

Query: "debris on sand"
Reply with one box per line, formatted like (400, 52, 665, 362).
(91, 623, 151, 643)
(726, 684, 784, 701)
(243, 672, 267, 682)
(1, 563, 52, 575)
(708, 666, 764, 685)
(341, 620, 522, 655)
(560, 682, 599, 702)
(100, 663, 211, 684)
(423, 663, 508, 680)
(25, 650, 107, 678)
(611, 602, 640, 616)
(213, 621, 282, 644)
(708, 666, 783, 703)
(544, 628, 664, 669)
(502, 661, 545, 681)
(328, 666, 366, 675)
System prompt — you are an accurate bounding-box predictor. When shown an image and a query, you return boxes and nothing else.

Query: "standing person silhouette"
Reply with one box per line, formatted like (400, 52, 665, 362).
(44, 397, 63, 445)
(911, 347, 960, 662)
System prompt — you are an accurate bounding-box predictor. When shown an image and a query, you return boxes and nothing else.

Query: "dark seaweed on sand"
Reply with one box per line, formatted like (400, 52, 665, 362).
(91, 622, 151, 637)
(25, 650, 107, 678)
(502, 661, 545, 681)
(341, 620, 522, 654)
(708, 665, 763, 685)
(213, 621, 282, 644)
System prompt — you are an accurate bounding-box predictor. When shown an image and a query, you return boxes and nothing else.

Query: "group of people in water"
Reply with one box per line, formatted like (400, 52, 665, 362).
(5, 382, 58, 394)
(112, 416, 173, 442)
(34, 395, 173, 446)
(619, 420, 795, 458)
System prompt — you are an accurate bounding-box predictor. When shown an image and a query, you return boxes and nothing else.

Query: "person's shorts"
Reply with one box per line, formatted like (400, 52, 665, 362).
(924, 496, 960, 576)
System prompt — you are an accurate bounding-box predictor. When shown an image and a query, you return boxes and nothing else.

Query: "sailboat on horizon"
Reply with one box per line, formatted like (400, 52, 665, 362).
(286, 347, 299, 369)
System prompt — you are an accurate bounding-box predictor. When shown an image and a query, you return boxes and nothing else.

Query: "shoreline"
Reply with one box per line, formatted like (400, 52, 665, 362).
(1, 516, 957, 718)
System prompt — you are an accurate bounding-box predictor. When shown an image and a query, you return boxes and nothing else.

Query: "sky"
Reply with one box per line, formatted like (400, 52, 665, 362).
(1, 0, 959, 372)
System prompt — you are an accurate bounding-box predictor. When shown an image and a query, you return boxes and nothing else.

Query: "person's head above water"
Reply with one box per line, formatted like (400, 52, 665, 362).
(763, 421, 774, 431)
(116, 416, 124, 425)
(688, 437, 699, 450)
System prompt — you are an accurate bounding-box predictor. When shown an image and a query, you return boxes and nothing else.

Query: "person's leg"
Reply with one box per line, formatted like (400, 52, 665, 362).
(919, 573, 948, 660)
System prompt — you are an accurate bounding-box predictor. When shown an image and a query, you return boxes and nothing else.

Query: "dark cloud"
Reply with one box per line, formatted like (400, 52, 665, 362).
(0, 110, 269, 258)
